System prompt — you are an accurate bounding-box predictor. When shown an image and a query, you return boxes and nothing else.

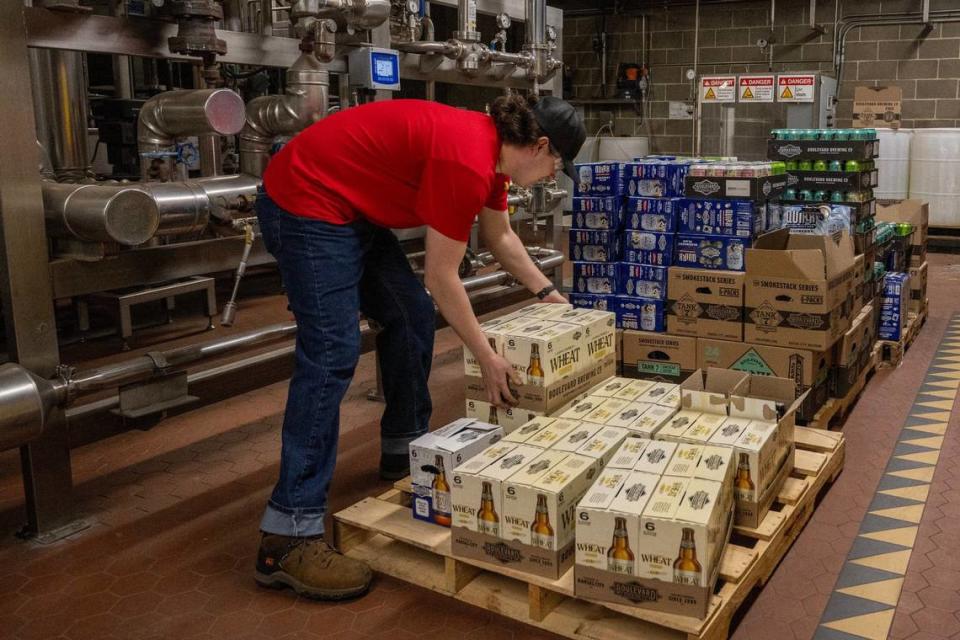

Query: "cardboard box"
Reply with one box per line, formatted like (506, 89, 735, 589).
(539, 307, 618, 364)
(708, 416, 752, 447)
(575, 162, 624, 196)
(501, 321, 585, 387)
(574, 468, 639, 574)
(572, 262, 617, 295)
(607, 437, 653, 469)
(877, 199, 929, 267)
(501, 415, 554, 443)
(605, 402, 655, 429)
(630, 405, 679, 437)
(463, 315, 539, 378)
(621, 331, 699, 383)
(575, 426, 630, 466)
(696, 339, 832, 423)
(617, 264, 669, 299)
(559, 397, 609, 422)
(744, 229, 856, 350)
(684, 173, 788, 200)
(853, 85, 902, 129)
(654, 410, 703, 441)
(525, 418, 583, 449)
(465, 354, 617, 416)
(767, 139, 878, 163)
(574, 474, 731, 618)
(581, 398, 632, 426)
(909, 261, 928, 314)
(465, 399, 544, 433)
(587, 377, 636, 398)
(679, 367, 750, 414)
(616, 297, 666, 332)
(570, 293, 616, 312)
(638, 382, 682, 408)
(678, 198, 764, 237)
(674, 234, 750, 271)
(572, 197, 624, 230)
(668, 268, 745, 342)
(451, 443, 545, 535)
(633, 439, 680, 475)
(500, 448, 572, 544)
(624, 159, 692, 198)
(681, 414, 729, 444)
(623, 230, 675, 266)
(611, 378, 656, 401)
(410, 419, 504, 526)
(570, 229, 621, 262)
(623, 197, 681, 232)
(831, 309, 870, 397)
(452, 452, 600, 579)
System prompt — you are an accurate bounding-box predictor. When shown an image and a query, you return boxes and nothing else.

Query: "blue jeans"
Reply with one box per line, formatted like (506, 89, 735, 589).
(256, 191, 434, 537)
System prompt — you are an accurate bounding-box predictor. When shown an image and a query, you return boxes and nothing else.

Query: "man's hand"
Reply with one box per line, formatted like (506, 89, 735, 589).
(538, 290, 568, 304)
(479, 351, 522, 409)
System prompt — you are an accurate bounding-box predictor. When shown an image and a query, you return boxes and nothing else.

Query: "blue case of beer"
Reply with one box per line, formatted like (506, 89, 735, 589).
(572, 197, 624, 230)
(678, 198, 764, 237)
(624, 197, 680, 232)
(570, 293, 617, 312)
(574, 162, 624, 196)
(879, 272, 910, 341)
(674, 234, 751, 271)
(569, 229, 621, 262)
(622, 230, 674, 265)
(615, 296, 666, 332)
(616, 264, 668, 299)
(572, 262, 617, 295)
(623, 159, 693, 198)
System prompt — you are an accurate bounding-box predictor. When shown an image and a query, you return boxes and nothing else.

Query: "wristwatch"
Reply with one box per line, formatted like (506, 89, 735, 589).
(535, 285, 557, 300)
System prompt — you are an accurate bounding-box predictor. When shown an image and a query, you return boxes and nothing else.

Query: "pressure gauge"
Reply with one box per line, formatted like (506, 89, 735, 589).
(406, 0, 419, 13)
(546, 25, 557, 40)
(685, 68, 697, 81)
(495, 12, 511, 29)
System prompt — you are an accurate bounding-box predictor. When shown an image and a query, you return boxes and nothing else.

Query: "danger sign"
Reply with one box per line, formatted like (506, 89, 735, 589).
(700, 76, 736, 103)
(777, 74, 816, 103)
(738, 75, 775, 103)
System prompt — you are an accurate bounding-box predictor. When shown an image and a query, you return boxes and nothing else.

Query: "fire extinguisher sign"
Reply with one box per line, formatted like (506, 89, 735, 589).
(777, 74, 816, 103)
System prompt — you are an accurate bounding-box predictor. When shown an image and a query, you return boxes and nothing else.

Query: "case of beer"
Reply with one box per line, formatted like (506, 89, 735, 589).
(462, 304, 572, 378)
(465, 398, 543, 433)
(409, 418, 504, 526)
(574, 442, 735, 618)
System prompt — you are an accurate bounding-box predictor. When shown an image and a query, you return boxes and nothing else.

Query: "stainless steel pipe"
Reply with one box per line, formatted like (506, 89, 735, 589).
(138, 88, 246, 181)
(29, 49, 90, 181)
(239, 52, 329, 177)
(0, 248, 563, 450)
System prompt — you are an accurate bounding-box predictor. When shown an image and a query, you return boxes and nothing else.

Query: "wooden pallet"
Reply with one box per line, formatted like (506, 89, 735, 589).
(333, 427, 844, 640)
(878, 304, 928, 368)
(808, 345, 880, 430)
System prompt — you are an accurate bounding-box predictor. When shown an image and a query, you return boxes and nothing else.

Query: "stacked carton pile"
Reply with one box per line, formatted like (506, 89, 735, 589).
(462, 302, 617, 430)
(569, 157, 695, 332)
(875, 200, 929, 354)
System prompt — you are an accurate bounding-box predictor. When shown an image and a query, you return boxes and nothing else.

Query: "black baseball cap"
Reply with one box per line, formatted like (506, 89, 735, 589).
(532, 96, 587, 182)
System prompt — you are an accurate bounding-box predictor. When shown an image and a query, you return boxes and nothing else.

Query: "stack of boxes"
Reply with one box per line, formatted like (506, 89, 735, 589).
(571, 368, 801, 618)
(877, 199, 929, 353)
(570, 158, 695, 333)
(462, 303, 617, 430)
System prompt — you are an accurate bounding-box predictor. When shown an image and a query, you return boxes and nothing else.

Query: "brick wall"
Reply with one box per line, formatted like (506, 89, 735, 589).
(563, 0, 960, 158)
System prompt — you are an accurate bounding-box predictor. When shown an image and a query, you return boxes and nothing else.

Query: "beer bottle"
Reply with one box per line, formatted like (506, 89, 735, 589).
(487, 405, 499, 426)
(606, 516, 635, 575)
(673, 527, 702, 585)
(735, 452, 755, 501)
(477, 481, 500, 536)
(530, 493, 555, 549)
(432, 455, 452, 526)
(527, 344, 545, 386)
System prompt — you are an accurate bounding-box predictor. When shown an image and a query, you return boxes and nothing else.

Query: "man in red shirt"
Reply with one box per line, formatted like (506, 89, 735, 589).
(254, 95, 585, 600)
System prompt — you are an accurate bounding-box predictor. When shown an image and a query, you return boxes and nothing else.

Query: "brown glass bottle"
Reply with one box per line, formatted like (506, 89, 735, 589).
(477, 481, 499, 536)
(431, 455, 451, 526)
(606, 517, 635, 575)
(530, 493, 555, 548)
(527, 344, 545, 386)
(673, 527, 702, 586)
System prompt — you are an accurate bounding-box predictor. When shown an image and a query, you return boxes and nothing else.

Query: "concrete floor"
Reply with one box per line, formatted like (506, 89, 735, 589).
(0, 255, 959, 640)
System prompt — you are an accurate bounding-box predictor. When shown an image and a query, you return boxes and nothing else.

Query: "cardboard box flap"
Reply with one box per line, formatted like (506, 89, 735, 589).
(730, 376, 799, 422)
(680, 368, 749, 413)
(747, 229, 855, 281)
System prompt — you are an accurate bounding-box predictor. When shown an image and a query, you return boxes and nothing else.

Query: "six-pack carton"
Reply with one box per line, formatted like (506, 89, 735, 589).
(745, 229, 856, 350)
(409, 418, 504, 526)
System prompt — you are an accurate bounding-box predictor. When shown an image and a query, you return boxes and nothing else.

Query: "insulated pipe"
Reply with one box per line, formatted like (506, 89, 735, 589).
(0, 248, 564, 450)
(41, 174, 259, 246)
(42, 182, 160, 246)
(138, 88, 246, 181)
(28, 48, 90, 181)
(239, 52, 329, 177)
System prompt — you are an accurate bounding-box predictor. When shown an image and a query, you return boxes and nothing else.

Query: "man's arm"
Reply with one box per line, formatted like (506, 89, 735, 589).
(424, 227, 521, 408)
(478, 207, 567, 303)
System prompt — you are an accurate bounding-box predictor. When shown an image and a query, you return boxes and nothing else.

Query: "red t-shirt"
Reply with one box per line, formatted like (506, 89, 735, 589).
(263, 99, 509, 242)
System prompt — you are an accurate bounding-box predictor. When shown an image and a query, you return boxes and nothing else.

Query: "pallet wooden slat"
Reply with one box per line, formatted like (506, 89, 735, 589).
(333, 430, 845, 640)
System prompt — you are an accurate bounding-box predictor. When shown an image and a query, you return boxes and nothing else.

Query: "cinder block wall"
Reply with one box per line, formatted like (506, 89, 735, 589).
(563, 0, 960, 157)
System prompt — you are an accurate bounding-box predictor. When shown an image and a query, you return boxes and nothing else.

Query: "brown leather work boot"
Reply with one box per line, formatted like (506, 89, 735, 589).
(255, 533, 373, 600)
